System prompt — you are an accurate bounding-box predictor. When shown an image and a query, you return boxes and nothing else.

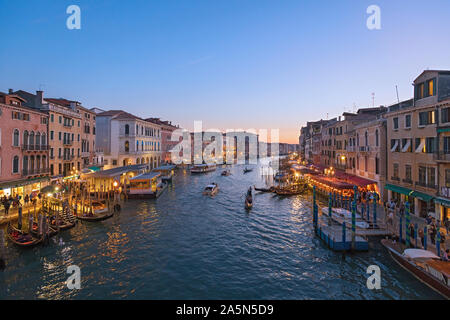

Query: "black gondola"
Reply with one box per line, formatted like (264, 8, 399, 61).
(7, 223, 43, 248)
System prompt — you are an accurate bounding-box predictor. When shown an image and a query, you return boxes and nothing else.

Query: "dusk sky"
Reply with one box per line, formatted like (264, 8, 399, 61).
(1, 0, 449, 143)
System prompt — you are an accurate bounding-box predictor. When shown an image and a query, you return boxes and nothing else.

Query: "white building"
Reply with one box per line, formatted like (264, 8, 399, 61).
(96, 110, 162, 169)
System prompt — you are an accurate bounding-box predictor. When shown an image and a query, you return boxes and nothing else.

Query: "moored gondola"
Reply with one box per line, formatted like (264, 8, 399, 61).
(7, 223, 43, 248)
(77, 210, 114, 222)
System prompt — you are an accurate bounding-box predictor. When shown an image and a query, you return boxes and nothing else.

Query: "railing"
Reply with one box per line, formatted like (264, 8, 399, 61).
(433, 151, 450, 162)
(22, 144, 50, 151)
(63, 140, 73, 146)
(402, 179, 413, 185)
(346, 146, 355, 152)
(415, 181, 437, 190)
(359, 146, 370, 152)
(22, 168, 50, 176)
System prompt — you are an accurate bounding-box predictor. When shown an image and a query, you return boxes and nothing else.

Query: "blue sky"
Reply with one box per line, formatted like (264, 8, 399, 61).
(1, 0, 449, 143)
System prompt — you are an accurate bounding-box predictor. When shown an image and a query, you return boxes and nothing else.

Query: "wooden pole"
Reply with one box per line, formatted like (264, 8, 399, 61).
(0, 229, 6, 270)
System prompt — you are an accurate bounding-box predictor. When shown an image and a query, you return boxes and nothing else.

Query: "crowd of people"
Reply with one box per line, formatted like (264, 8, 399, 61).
(384, 198, 449, 259)
(1, 193, 43, 217)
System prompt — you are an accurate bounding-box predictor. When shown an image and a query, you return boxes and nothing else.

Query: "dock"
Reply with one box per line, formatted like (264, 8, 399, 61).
(316, 223, 369, 251)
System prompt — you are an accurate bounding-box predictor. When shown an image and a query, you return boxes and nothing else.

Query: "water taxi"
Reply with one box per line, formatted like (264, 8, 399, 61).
(203, 183, 219, 196)
(243, 167, 253, 174)
(245, 187, 253, 210)
(128, 172, 167, 199)
(190, 164, 217, 174)
(381, 239, 449, 299)
(221, 170, 231, 176)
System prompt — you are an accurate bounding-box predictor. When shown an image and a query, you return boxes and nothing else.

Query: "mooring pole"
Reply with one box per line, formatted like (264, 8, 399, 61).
(424, 226, 427, 250)
(351, 200, 356, 251)
(405, 202, 410, 248)
(328, 192, 332, 225)
(436, 232, 441, 257)
(0, 229, 6, 270)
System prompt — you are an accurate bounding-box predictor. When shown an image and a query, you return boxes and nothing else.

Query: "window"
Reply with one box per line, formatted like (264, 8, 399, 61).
(425, 137, 436, 153)
(51, 114, 54, 122)
(59, 132, 62, 141)
(375, 130, 379, 146)
(59, 116, 62, 124)
(12, 156, 19, 173)
(393, 118, 399, 130)
(427, 79, 436, 97)
(393, 163, 399, 179)
(442, 108, 450, 124)
(444, 137, 450, 153)
(375, 157, 380, 174)
(125, 141, 129, 152)
(125, 124, 130, 135)
(405, 115, 411, 128)
(446, 169, 450, 188)
(405, 165, 412, 182)
(419, 111, 435, 126)
(365, 131, 368, 146)
(13, 129, 19, 146)
(427, 167, 436, 187)
(50, 131, 54, 140)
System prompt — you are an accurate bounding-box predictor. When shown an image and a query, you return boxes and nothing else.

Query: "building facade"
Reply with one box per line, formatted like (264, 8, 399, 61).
(145, 118, 180, 164)
(96, 110, 162, 169)
(0, 91, 50, 198)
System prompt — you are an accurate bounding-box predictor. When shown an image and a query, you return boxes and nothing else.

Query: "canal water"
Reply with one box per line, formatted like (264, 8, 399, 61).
(0, 162, 443, 299)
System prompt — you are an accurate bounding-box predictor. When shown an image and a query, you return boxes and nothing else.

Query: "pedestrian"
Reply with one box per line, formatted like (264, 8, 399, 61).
(3, 199, 10, 216)
(24, 194, 29, 207)
(442, 249, 449, 262)
(429, 222, 437, 245)
(418, 228, 425, 248)
(426, 214, 432, 225)
(409, 223, 415, 244)
(440, 232, 446, 251)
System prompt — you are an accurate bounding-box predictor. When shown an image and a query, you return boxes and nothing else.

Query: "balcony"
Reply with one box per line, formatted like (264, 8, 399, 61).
(58, 155, 75, 161)
(346, 146, 356, 152)
(433, 151, 450, 162)
(22, 168, 50, 177)
(63, 140, 73, 146)
(359, 146, 370, 153)
(415, 181, 437, 190)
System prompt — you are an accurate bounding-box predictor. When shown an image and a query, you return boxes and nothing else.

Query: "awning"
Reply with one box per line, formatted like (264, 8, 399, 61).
(384, 184, 414, 196)
(88, 166, 101, 172)
(390, 140, 399, 152)
(410, 191, 434, 202)
(434, 197, 450, 207)
(401, 139, 411, 152)
(438, 128, 450, 133)
(0, 176, 50, 190)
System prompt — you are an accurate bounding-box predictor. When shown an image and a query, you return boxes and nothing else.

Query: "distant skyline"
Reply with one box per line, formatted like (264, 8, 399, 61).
(1, 0, 450, 143)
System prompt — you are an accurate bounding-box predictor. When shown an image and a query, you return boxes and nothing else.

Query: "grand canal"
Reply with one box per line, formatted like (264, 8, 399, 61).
(0, 161, 443, 299)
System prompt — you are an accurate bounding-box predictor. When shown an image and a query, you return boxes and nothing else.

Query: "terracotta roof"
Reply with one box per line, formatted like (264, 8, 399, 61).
(97, 110, 144, 121)
(45, 98, 79, 107)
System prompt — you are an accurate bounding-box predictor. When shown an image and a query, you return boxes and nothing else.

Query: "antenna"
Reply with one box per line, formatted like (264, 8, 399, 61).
(395, 85, 400, 103)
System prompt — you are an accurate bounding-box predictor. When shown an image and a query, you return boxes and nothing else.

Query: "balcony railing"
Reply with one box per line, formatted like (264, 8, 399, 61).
(359, 146, 370, 152)
(433, 151, 450, 162)
(22, 168, 50, 176)
(58, 155, 75, 161)
(63, 140, 73, 146)
(415, 181, 437, 190)
(22, 144, 50, 151)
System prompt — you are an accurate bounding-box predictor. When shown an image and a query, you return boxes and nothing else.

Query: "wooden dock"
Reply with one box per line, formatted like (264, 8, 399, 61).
(315, 218, 369, 251)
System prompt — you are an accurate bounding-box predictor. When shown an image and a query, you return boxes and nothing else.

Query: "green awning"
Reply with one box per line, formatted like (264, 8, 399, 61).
(434, 197, 450, 207)
(410, 191, 434, 202)
(88, 166, 101, 172)
(437, 128, 450, 133)
(384, 184, 414, 196)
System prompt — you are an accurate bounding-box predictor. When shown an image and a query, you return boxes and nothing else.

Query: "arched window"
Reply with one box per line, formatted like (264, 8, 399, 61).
(125, 141, 129, 153)
(13, 129, 20, 147)
(136, 140, 139, 151)
(42, 155, 47, 169)
(125, 124, 130, 135)
(365, 131, 368, 146)
(30, 156, 35, 172)
(23, 130, 29, 147)
(42, 133, 47, 146)
(36, 132, 41, 146)
(356, 134, 359, 146)
(375, 129, 379, 147)
(136, 158, 140, 164)
(36, 155, 41, 171)
(29, 131, 35, 147)
(13, 156, 19, 173)
(141, 141, 144, 150)
(23, 156, 28, 174)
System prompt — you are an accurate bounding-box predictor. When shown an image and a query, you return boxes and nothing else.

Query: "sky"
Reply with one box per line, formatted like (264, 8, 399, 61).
(1, 0, 450, 143)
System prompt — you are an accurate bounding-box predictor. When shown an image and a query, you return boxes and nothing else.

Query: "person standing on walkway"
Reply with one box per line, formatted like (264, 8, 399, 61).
(418, 228, 425, 248)
(429, 221, 437, 245)
(3, 198, 10, 216)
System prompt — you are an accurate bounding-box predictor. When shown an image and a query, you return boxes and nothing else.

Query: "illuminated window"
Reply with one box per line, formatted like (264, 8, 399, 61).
(428, 79, 434, 96)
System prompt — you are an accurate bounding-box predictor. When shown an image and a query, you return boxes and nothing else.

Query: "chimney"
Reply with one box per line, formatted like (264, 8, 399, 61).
(8, 89, 13, 94)
(36, 90, 44, 107)
(69, 101, 76, 110)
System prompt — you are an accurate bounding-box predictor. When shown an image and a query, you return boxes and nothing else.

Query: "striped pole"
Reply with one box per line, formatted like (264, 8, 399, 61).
(424, 226, 427, 250)
(373, 196, 377, 228)
(342, 221, 346, 245)
(436, 232, 441, 257)
(328, 193, 332, 218)
(405, 202, 410, 247)
(352, 201, 356, 250)
(366, 202, 370, 222)
(399, 216, 403, 243)
(353, 186, 358, 204)
(414, 223, 418, 248)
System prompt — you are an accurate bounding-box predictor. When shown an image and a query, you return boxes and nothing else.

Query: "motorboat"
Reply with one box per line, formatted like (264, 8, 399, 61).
(203, 183, 219, 196)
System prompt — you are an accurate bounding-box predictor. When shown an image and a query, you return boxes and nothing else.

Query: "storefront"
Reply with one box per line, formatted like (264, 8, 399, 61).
(0, 177, 50, 200)
(434, 197, 450, 223)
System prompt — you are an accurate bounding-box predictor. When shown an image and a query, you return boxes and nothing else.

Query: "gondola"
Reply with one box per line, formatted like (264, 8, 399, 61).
(77, 210, 114, 222)
(31, 221, 59, 238)
(254, 186, 275, 193)
(245, 187, 253, 210)
(243, 167, 253, 174)
(221, 170, 231, 176)
(7, 223, 43, 248)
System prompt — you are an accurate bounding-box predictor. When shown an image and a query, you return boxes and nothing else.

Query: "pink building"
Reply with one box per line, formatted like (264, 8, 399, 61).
(0, 91, 50, 198)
